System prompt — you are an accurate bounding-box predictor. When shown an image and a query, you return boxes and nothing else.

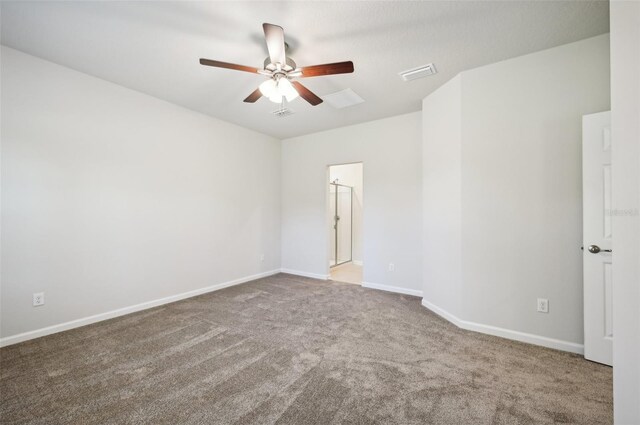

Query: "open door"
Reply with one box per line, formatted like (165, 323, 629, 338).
(327, 163, 363, 285)
(582, 111, 613, 366)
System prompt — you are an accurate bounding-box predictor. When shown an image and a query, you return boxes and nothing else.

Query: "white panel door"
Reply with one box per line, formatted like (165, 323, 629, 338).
(582, 111, 613, 366)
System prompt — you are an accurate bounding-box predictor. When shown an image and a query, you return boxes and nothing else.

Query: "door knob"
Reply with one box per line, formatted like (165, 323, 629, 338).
(587, 245, 612, 254)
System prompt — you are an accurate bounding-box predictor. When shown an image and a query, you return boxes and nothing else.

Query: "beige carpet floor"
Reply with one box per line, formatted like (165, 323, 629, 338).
(0, 273, 612, 424)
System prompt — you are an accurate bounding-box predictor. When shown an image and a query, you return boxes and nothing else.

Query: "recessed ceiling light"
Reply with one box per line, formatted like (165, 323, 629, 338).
(399, 63, 437, 81)
(322, 89, 365, 109)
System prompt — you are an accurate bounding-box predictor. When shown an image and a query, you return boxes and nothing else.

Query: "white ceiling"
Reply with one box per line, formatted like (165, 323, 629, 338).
(1, 1, 609, 139)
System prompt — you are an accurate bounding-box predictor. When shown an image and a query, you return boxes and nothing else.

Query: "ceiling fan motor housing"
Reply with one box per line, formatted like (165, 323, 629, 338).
(264, 56, 297, 73)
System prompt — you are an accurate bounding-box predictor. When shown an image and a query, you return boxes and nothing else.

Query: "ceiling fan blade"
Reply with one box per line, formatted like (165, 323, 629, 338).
(263, 23, 286, 66)
(199, 58, 259, 74)
(292, 81, 323, 106)
(243, 88, 263, 103)
(299, 61, 354, 78)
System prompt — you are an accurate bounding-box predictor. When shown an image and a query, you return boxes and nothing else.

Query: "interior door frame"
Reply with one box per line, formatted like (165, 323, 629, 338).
(326, 162, 363, 278)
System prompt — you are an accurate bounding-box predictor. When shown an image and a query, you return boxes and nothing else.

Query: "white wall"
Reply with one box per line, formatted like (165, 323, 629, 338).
(610, 1, 640, 423)
(461, 34, 610, 345)
(281, 112, 422, 294)
(329, 163, 363, 264)
(422, 75, 462, 317)
(1, 47, 281, 341)
(422, 35, 610, 351)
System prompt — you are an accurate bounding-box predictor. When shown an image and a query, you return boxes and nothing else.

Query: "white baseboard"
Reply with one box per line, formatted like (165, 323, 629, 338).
(421, 299, 584, 355)
(362, 281, 423, 297)
(0, 269, 281, 348)
(280, 268, 330, 280)
(353, 260, 363, 266)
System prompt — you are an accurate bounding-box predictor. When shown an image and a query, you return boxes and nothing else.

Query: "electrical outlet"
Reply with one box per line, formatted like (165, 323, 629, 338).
(33, 292, 45, 307)
(388, 263, 395, 272)
(260, 254, 265, 262)
(537, 298, 549, 313)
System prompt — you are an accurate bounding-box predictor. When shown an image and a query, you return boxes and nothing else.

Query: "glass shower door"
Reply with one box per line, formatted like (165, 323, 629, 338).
(330, 183, 353, 267)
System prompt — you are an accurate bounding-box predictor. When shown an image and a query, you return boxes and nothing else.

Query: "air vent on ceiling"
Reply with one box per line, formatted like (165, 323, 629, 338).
(272, 107, 295, 118)
(322, 88, 365, 109)
(399, 63, 437, 81)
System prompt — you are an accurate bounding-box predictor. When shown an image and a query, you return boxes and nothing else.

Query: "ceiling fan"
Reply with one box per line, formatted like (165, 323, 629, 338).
(199, 23, 354, 106)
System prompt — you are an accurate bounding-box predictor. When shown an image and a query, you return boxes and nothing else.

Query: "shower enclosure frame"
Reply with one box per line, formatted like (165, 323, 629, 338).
(330, 182, 354, 268)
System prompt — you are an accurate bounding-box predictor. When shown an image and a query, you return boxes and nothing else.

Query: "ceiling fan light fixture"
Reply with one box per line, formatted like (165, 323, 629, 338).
(261, 77, 299, 103)
(269, 93, 284, 103)
(201, 23, 351, 107)
(278, 78, 299, 102)
(259, 79, 277, 98)
(284, 92, 299, 103)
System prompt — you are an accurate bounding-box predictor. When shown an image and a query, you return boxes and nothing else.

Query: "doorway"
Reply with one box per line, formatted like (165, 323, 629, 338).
(328, 163, 363, 285)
